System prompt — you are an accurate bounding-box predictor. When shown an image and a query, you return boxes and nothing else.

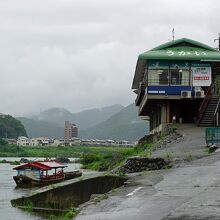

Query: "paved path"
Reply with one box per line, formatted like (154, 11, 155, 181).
(76, 125, 220, 220)
(152, 124, 207, 160)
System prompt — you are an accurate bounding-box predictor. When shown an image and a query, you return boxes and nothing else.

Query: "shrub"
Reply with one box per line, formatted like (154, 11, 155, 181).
(81, 153, 101, 165)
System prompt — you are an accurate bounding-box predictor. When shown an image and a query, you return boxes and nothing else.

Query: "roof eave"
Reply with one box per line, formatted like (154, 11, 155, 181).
(132, 59, 147, 89)
(150, 38, 217, 52)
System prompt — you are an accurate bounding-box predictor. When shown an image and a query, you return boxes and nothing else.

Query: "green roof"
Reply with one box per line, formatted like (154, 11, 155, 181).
(139, 38, 220, 61)
(132, 38, 220, 89)
(150, 38, 216, 51)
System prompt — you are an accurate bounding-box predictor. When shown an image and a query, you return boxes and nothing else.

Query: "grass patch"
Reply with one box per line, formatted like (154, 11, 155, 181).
(10, 161, 20, 165)
(0, 144, 134, 158)
(81, 148, 134, 171)
(0, 144, 136, 171)
(49, 207, 78, 220)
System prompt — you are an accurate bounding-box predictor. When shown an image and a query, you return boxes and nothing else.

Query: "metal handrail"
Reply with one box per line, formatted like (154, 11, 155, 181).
(197, 84, 213, 124)
(135, 81, 147, 106)
(214, 98, 220, 126)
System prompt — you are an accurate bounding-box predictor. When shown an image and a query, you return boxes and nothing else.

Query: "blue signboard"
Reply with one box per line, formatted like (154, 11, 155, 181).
(147, 86, 192, 95)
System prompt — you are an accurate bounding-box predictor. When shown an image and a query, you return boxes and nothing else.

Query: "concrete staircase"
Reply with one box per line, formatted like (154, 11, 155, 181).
(199, 96, 219, 126)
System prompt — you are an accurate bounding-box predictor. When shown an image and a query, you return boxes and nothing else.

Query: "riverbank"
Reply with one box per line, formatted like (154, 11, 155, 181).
(0, 145, 140, 172)
(0, 161, 81, 220)
(9, 124, 214, 220)
(75, 124, 220, 220)
(0, 145, 134, 158)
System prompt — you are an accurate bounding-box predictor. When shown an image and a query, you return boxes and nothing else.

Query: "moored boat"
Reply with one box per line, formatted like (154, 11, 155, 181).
(13, 161, 82, 187)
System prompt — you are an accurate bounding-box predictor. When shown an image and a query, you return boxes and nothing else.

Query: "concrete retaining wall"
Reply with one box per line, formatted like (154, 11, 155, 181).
(11, 175, 126, 210)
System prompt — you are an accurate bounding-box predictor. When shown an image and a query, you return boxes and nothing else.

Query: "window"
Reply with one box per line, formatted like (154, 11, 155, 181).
(170, 68, 190, 85)
(170, 69, 181, 85)
(147, 64, 190, 86)
(148, 69, 169, 85)
(181, 69, 190, 85)
(159, 69, 169, 85)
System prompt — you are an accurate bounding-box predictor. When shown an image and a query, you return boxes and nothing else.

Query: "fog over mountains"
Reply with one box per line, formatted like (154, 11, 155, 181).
(32, 104, 124, 130)
(18, 104, 148, 141)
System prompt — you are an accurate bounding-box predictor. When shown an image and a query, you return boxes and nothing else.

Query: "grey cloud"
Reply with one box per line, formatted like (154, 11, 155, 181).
(0, 0, 219, 115)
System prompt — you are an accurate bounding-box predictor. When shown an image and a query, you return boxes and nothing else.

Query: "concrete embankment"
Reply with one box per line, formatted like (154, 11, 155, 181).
(11, 174, 126, 215)
(75, 125, 220, 220)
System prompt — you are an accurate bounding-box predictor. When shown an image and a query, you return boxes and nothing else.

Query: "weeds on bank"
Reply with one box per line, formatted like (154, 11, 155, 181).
(20, 200, 34, 213)
(48, 207, 78, 220)
(80, 143, 156, 172)
(80, 148, 135, 171)
(93, 193, 109, 203)
(186, 153, 193, 161)
(165, 152, 173, 160)
(61, 207, 77, 220)
(134, 143, 153, 157)
(171, 125, 177, 132)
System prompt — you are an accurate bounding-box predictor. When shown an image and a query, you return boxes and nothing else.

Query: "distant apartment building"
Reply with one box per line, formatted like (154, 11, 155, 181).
(64, 121, 78, 140)
(29, 136, 50, 146)
(17, 136, 30, 146)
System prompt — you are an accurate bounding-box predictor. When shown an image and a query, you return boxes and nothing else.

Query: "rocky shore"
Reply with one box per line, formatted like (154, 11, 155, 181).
(119, 157, 171, 173)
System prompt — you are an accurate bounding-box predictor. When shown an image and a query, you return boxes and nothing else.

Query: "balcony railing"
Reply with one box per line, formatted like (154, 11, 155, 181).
(197, 84, 212, 125)
(135, 82, 146, 106)
(147, 78, 190, 86)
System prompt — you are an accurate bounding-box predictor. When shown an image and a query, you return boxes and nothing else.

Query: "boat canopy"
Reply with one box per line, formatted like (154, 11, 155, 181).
(13, 161, 67, 171)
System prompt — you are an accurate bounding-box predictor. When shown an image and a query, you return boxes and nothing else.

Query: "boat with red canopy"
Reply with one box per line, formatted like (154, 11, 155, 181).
(13, 161, 82, 187)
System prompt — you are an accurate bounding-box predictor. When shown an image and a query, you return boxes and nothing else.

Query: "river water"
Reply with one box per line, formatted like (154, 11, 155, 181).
(0, 157, 81, 220)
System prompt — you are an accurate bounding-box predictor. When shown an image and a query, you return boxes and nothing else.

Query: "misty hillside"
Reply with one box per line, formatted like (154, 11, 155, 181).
(0, 115, 27, 138)
(19, 104, 149, 141)
(18, 117, 63, 138)
(32, 104, 124, 130)
(79, 104, 149, 141)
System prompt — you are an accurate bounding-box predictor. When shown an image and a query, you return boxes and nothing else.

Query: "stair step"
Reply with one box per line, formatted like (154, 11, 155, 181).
(199, 95, 220, 126)
(201, 121, 213, 123)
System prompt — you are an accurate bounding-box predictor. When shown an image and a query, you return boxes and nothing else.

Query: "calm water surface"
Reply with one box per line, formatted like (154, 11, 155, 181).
(0, 157, 81, 220)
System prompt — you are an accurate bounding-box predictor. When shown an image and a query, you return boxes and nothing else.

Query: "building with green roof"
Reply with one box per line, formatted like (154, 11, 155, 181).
(132, 38, 220, 133)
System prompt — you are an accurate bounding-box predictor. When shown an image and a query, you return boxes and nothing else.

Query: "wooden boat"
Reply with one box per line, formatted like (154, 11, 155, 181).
(13, 161, 82, 187)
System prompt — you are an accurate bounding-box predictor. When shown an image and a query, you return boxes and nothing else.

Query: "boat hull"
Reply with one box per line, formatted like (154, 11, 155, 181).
(13, 170, 82, 187)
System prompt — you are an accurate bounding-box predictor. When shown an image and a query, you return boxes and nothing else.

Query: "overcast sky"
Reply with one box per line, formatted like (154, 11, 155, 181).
(0, 0, 220, 116)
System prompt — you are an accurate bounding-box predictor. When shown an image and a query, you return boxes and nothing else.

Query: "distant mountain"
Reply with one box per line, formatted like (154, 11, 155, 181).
(19, 104, 148, 141)
(18, 117, 63, 138)
(79, 104, 149, 141)
(0, 115, 27, 138)
(32, 104, 124, 130)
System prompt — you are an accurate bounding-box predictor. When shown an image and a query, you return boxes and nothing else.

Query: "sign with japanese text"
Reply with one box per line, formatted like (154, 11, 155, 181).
(192, 65, 211, 86)
(166, 50, 207, 57)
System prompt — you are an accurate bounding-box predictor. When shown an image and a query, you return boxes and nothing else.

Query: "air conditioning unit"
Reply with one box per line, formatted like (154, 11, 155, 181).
(195, 90, 205, 98)
(181, 91, 191, 98)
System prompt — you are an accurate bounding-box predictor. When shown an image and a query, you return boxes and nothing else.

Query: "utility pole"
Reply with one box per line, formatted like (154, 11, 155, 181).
(214, 33, 220, 51)
(172, 26, 175, 41)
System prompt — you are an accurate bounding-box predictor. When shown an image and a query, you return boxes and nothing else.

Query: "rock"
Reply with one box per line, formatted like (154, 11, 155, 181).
(208, 144, 218, 153)
(118, 157, 171, 174)
(20, 158, 30, 163)
(55, 157, 70, 163)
